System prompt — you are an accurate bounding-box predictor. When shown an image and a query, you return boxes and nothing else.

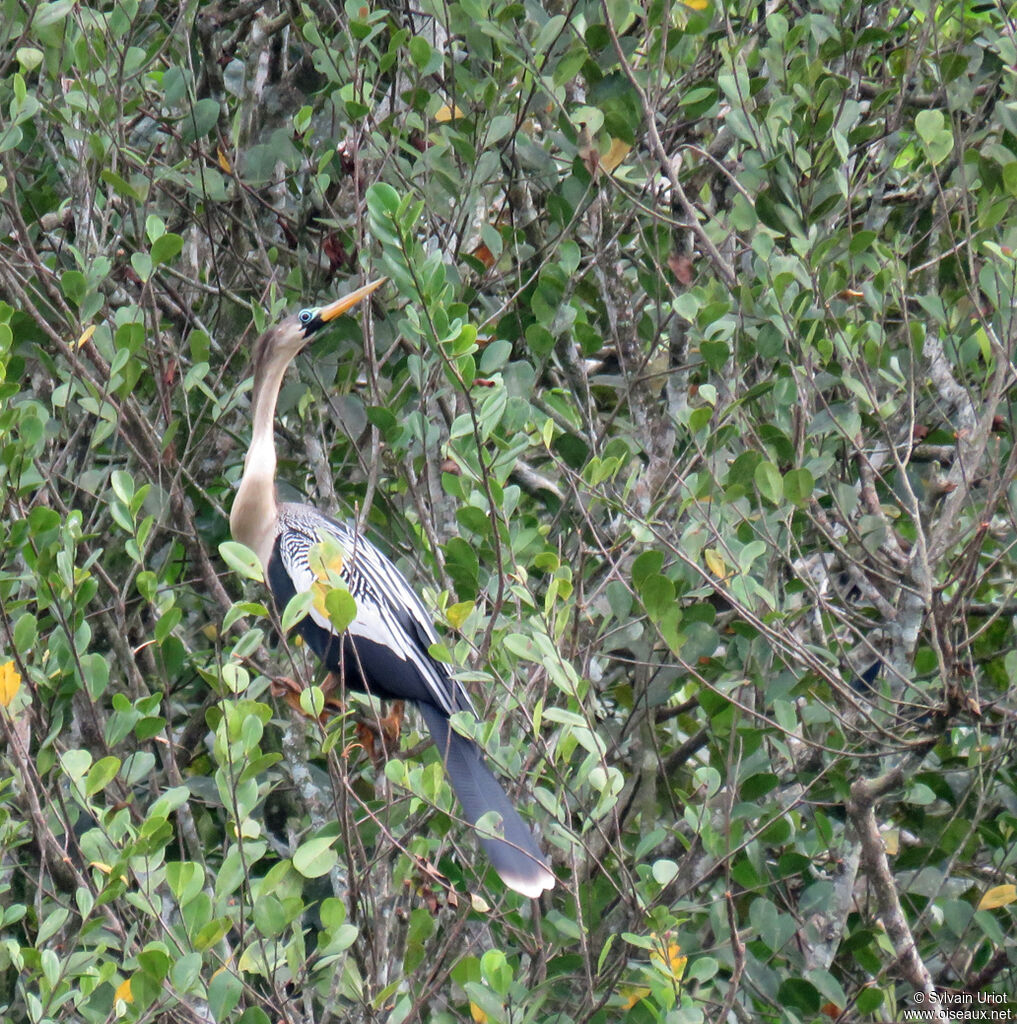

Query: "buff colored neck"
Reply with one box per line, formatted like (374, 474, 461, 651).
(230, 348, 293, 570)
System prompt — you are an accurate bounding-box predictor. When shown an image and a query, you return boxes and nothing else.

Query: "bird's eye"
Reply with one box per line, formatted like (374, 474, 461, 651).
(298, 309, 314, 325)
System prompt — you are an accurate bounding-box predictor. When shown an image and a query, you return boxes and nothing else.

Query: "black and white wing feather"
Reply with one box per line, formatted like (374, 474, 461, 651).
(272, 501, 470, 715)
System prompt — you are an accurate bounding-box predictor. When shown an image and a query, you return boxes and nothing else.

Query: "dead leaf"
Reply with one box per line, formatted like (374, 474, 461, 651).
(435, 103, 465, 122)
(74, 325, 96, 350)
(619, 986, 650, 1010)
(704, 548, 728, 580)
(881, 828, 899, 855)
(470, 242, 496, 268)
(978, 884, 1016, 910)
(668, 252, 694, 285)
(601, 137, 631, 172)
(650, 936, 687, 980)
(0, 661, 21, 707)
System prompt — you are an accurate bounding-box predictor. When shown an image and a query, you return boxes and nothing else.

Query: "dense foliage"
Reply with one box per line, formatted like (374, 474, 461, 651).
(1, 0, 1016, 1021)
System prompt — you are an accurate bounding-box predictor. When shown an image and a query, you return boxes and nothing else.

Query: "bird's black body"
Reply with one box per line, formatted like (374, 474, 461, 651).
(265, 502, 554, 896)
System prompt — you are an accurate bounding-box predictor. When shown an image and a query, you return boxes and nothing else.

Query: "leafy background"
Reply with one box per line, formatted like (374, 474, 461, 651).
(1, 0, 1016, 1021)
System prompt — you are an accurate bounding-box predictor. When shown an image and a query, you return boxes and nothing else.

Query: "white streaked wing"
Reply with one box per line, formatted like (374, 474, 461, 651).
(277, 502, 462, 716)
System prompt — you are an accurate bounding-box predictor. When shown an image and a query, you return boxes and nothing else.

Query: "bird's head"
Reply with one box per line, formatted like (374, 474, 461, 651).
(255, 278, 386, 366)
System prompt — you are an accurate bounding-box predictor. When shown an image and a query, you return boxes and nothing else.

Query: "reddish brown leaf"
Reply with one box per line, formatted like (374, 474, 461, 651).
(668, 252, 694, 285)
(471, 242, 495, 269)
(323, 233, 350, 275)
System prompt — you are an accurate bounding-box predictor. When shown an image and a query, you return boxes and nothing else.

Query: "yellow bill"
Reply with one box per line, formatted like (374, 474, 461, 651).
(318, 278, 386, 323)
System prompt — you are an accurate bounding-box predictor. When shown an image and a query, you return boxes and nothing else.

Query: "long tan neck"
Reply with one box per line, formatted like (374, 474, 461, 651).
(230, 350, 291, 570)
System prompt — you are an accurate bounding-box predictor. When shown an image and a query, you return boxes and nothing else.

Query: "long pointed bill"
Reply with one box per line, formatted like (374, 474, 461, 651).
(317, 278, 386, 323)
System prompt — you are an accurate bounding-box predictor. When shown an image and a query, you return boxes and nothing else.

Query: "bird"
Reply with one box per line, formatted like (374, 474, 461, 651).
(229, 279, 555, 898)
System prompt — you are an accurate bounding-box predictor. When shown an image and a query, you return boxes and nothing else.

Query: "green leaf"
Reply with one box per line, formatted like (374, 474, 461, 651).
(61, 269, 87, 305)
(13, 612, 36, 651)
(31, 0, 74, 30)
(651, 859, 679, 885)
(783, 468, 814, 506)
(131, 252, 153, 282)
(408, 35, 431, 69)
(368, 181, 401, 216)
(777, 978, 821, 1014)
(480, 948, 512, 995)
(209, 972, 243, 1020)
(300, 685, 326, 718)
(281, 590, 314, 632)
(631, 550, 664, 589)
(293, 836, 339, 878)
(324, 586, 357, 633)
(640, 573, 675, 621)
(181, 97, 221, 143)
(915, 109, 953, 165)
(37, 906, 69, 945)
(219, 541, 264, 582)
(85, 755, 121, 796)
(151, 233, 183, 265)
(16, 47, 44, 72)
(194, 917, 231, 951)
(914, 109, 944, 144)
(60, 748, 92, 782)
(754, 460, 783, 504)
(101, 168, 144, 200)
(684, 956, 718, 982)
(167, 861, 206, 905)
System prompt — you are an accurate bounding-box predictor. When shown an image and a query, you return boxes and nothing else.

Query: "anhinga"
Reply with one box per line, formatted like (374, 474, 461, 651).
(230, 280, 555, 898)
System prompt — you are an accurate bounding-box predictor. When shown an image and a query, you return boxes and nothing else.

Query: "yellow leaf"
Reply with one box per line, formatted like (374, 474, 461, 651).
(978, 884, 1017, 910)
(217, 147, 233, 173)
(446, 601, 475, 629)
(115, 977, 133, 1004)
(309, 538, 345, 581)
(683, 0, 709, 8)
(90, 861, 113, 874)
(881, 828, 899, 855)
(601, 137, 632, 173)
(619, 986, 650, 1010)
(704, 548, 728, 579)
(74, 325, 96, 349)
(0, 661, 21, 707)
(436, 103, 465, 122)
(308, 538, 347, 618)
(312, 581, 330, 619)
(469, 1002, 487, 1024)
(542, 419, 554, 449)
(651, 938, 687, 980)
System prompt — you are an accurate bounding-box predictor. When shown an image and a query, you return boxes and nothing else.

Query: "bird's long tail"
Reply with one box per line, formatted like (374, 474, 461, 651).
(416, 701, 555, 898)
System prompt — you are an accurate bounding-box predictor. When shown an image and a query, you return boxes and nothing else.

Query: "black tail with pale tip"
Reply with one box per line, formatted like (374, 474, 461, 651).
(417, 702, 555, 898)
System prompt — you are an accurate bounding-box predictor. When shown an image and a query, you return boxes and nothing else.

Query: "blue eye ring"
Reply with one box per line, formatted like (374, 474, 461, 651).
(298, 308, 314, 324)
